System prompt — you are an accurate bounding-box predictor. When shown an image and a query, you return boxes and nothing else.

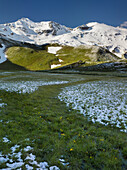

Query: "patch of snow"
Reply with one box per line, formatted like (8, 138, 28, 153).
(0, 44, 7, 64)
(51, 64, 61, 69)
(58, 80, 127, 132)
(59, 59, 63, 62)
(86, 22, 98, 27)
(48, 46, 62, 54)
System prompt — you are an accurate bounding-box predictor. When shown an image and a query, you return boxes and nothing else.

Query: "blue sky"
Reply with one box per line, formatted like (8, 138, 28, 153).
(0, 0, 126, 27)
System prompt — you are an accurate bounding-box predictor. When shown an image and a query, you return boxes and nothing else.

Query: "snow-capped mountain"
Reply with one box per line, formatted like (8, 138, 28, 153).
(0, 18, 127, 58)
(0, 18, 71, 43)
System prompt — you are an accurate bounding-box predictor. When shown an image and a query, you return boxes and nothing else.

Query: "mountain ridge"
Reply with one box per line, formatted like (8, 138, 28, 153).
(0, 18, 127, 57)
(0, 18, 127, 71)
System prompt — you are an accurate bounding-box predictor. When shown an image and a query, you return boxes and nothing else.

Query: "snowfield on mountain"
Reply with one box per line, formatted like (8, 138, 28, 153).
(0, 44, 7, 63)
(0, 18, 127, 59)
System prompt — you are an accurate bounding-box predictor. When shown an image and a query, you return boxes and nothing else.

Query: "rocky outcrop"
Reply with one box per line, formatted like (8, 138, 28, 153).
(74, 24, 90, 31)
(54, 60, 85, 70)
(123, 52, 127, 59)
(0, 35, 49, 50)
(75, 45, 119, 62)
(77, 62, 127, 71)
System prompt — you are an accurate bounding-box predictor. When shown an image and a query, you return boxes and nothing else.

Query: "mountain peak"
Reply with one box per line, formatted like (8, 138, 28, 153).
(18, 17, 32, 22)
(0, 18, 127, 58)
(86, 22, 98, 27)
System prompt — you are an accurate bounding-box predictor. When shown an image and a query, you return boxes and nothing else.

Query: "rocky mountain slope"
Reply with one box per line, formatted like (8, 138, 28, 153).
(0, 18, 127, 71)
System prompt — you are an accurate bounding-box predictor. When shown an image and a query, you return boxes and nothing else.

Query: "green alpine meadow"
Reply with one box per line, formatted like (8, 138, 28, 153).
(0, 71, 127, 169)
(5, 45, 121, 71)
(0, 17, 127, 169)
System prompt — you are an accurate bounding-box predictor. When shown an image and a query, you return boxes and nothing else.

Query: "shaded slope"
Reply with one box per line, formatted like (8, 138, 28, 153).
(0, 60, 26, 71)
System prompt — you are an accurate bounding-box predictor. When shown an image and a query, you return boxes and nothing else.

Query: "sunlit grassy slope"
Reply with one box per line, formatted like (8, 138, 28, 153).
(6, 45, 119, 71)
(6, 47, 58, 70)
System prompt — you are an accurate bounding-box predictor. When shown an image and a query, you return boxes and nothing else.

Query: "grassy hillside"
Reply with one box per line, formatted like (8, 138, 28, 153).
(6, 47, 58, 71)
(55, 46, 91, 64)
(6, 45, 119, 71)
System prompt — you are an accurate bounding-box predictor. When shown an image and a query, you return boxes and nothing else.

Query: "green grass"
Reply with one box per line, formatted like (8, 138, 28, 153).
(6, 46, 58, 70)
(56, 46, 91, 65)
(56, 46, 119, 67)
(6, 46, 92, 71)
(0, 73, 127, 169)
(6, 45, 120, 71)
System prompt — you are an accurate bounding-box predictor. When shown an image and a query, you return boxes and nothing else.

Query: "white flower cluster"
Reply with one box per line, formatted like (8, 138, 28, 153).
(0, 144, 60, 170)
(0, 99, 7, 110)
(0, 80, 68, 93)
(58, 80, 127, 132)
